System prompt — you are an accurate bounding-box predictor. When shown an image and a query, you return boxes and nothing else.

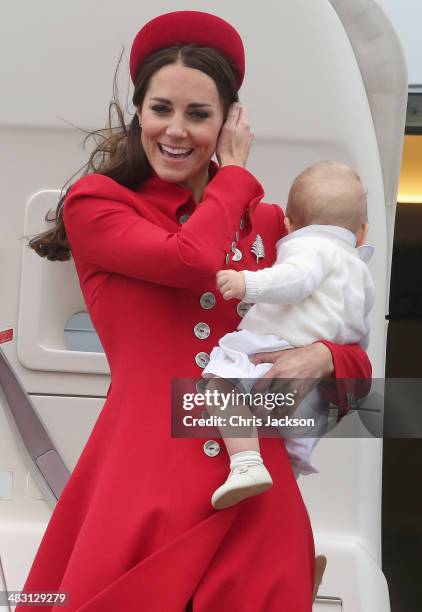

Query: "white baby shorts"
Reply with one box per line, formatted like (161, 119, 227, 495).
(203, 329, 329, 477)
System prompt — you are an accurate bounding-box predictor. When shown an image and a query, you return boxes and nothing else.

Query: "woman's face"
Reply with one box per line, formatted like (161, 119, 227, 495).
(138, 63, 224, 200)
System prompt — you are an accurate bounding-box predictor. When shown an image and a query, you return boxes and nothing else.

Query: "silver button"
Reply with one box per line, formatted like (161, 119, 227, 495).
(231, 241, 237, 251)
(196, 379, 208, 393)
(225, 253, 230, 265)
(179, 214, 190, 224)
(235, 230, 240, 241)
(240, 218, 245, 230)
(237, 302, 252, 317)
(194, 322, 210, 340)
(232, 248, 243, 262)
(200, 292, 216, 310)
(195, 352, 210, 368)
(203, 440, 220, 457)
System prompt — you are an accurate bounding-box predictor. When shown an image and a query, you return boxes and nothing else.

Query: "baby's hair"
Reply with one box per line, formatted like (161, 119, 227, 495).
(286, 160, 367, 233)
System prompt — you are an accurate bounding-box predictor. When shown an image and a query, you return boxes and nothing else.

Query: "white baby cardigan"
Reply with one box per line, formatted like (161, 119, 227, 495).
(240, 225, 375, 348)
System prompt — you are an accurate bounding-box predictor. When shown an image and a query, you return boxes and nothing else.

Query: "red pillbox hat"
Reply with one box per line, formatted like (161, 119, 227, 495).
(130, 11, 245, 89)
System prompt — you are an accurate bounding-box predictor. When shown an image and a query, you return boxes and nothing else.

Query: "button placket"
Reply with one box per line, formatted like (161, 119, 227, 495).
(237, 302, 252, 317)
(231, 220, 245, 262)
(199, 292, 216, 310)
(195, 352, 210, 368)
(196, 379, 208, 393)
(194, 322, 210, 340)
(203, 440, 220, 457)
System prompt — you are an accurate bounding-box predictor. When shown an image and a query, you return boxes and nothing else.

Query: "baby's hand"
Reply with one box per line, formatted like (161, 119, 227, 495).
(216, 270, 246, 300)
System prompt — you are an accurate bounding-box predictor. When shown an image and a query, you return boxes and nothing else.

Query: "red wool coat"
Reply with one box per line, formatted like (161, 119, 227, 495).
(17, 164, 371, 611)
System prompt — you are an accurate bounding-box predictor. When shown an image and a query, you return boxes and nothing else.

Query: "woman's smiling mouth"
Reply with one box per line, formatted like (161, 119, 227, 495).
(158, 143, 193, 159)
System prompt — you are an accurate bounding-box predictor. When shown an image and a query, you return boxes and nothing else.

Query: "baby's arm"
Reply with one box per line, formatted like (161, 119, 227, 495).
(218, 243, 333, 303)
(217, 269, 246, 300)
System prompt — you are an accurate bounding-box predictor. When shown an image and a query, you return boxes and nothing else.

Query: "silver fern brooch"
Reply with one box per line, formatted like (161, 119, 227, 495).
(251, 234, 265, 262)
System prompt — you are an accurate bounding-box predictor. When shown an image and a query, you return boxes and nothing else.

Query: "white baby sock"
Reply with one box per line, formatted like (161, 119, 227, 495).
(230, 450, 263, 468)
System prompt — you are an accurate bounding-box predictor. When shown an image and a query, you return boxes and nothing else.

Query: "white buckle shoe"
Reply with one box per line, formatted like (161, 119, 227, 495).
(211, 463, 273, 510)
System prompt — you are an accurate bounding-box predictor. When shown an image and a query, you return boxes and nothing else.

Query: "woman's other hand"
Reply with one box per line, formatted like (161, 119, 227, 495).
(216, 269, 246, 300)
(250, 343, 334, 415)
(216, 103, 254, 168)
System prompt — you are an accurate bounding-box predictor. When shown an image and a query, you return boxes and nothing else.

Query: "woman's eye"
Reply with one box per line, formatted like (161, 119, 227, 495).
(151, 105, 170, 113)
(149, 106, 209, 119)
(190, 111, 209, 120)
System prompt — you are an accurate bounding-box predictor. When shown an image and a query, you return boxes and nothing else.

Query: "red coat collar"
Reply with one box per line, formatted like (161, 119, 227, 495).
(137, 161, 219, 217)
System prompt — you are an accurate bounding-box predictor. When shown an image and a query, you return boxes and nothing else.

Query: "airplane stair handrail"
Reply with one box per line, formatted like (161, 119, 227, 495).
(0, 347, 69, 508)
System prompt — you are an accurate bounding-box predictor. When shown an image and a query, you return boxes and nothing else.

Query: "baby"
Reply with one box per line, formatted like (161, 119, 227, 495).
(203, 160, 375, 509)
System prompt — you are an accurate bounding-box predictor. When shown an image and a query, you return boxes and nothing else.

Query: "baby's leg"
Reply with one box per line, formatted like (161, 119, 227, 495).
(205, 378, 272, 509)
(284, 388, 330, 478)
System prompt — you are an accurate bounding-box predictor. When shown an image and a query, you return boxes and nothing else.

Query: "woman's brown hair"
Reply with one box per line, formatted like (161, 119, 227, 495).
(28, 45, 240, 261)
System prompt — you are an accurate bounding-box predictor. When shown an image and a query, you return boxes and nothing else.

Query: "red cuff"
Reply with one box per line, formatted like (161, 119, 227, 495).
(317, 341, 372, 419)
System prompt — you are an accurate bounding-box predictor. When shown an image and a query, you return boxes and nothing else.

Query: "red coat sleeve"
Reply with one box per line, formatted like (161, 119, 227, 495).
(63, 166, 264, 289)
(317, 340, 372, 418)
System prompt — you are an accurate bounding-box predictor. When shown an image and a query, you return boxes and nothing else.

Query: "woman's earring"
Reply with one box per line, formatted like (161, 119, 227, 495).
(138, 119, 142, 128)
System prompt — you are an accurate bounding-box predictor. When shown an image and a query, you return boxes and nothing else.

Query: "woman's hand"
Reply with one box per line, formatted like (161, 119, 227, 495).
(250, 343, 334, 416)
(216, 103, 254, 168)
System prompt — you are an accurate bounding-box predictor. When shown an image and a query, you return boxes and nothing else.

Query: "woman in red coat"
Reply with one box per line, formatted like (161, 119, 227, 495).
(21, 11, 371, 612)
